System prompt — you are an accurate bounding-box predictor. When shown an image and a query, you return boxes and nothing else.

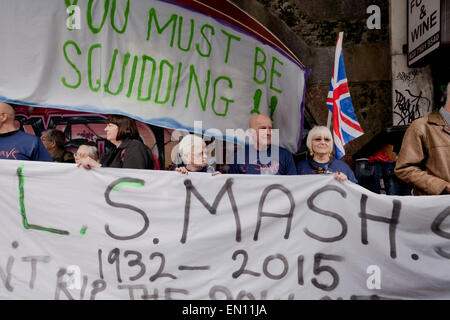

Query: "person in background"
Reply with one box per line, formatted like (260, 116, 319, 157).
(228, 114, 296, 175)
(77, 114, 154, 170)
(0, 102, 52, 162)
(40, 129, 75, 163)
(175, 134, 220, 175)
(395, 82, 450, 196)
(367, 144, 402, 195)
(74, 144, 99, 164)
(297, 126, 357, 183)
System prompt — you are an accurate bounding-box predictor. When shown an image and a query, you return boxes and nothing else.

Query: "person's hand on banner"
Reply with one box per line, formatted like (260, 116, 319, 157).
(176, 167, 189, 175)
(333, 171, 348, 181)
(77, 156, 101, 170)
(176, 166, 222, 176)
(444, 183, 450, 194)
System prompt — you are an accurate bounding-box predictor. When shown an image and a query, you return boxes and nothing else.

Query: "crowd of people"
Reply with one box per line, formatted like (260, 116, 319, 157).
(1, 84, 449, 197)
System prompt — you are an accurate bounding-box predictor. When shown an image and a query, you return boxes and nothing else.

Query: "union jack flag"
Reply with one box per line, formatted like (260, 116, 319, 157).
(326, 32, 364, 159)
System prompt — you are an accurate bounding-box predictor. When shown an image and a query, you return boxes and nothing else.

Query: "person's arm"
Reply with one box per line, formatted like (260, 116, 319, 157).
(395, 126, 448, 195)
(276, 148, 296, 175)
(122, 141, 149, 169)
(227, 150, 240, 174)
(228, 164, 240, 174)
(34, 137, 53, 162)
(284, 152, 297, 175)
(347, 170, 358, 184)
(340, 162, 358, 183)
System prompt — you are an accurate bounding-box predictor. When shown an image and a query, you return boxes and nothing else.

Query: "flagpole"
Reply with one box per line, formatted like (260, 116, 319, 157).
(326, 31, 364, 159)
(326, 111, 332, 129)
(327, 32, 344, 130)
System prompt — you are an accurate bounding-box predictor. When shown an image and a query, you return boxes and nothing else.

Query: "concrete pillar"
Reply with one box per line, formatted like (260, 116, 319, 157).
(390, 0, 434, 126)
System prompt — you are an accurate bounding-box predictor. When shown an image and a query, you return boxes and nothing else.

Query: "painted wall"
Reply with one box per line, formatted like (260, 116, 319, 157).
(390, 0, 434, 126)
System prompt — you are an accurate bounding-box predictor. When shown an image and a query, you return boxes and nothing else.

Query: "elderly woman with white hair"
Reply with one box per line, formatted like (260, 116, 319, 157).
(296, 126, 357, 183)
(175, 134, 220, 175)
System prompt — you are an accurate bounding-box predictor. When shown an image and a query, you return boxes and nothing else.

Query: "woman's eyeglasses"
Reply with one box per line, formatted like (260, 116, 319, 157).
(313, 137, 331, 142)
(74, 152, 87, 159)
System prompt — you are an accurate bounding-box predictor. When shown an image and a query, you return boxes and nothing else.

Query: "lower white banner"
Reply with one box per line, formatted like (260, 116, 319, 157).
(0, 159, 449, 300)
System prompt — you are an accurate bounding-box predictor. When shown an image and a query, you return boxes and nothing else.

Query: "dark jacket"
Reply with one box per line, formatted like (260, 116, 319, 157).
(296, 157, 358, 184)
(100, 138, 153, 170)
(228, 145, 297, 175)
(52, 147, 75, 163)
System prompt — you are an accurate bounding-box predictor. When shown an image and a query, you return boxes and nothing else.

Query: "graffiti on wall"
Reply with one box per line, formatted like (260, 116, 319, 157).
(395, 70, 419, 87)
(393, 89, 431, 126)
(12, 105, 161, 167)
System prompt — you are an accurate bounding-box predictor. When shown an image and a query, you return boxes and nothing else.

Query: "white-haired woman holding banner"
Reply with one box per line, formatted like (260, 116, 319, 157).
(175, 134, 220, 175)
(297, 126, 357, 183)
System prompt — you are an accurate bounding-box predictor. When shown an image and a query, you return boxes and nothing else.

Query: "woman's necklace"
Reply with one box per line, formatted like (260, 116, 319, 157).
(309, 157, 333, 174)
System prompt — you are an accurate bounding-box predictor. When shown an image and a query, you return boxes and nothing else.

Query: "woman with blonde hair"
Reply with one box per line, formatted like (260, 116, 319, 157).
(296, 126, 357, 183)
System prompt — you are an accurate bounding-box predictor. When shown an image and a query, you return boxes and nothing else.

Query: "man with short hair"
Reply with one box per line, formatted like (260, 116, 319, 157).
(0, 102, 52, 162)
(395, 82, 450, 195)
(228, 114, 296, 175)
(41, 129, 74, 163)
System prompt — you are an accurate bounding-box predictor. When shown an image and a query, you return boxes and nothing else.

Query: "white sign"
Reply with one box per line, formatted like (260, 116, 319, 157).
(0, 0, 308, 153)
(0, 159, 449, 300)
(408, 0, 441, 66)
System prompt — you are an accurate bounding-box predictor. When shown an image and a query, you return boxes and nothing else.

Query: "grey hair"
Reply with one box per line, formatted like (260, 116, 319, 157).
(177, 134, 205, 163)
(78, 144, 99, 161)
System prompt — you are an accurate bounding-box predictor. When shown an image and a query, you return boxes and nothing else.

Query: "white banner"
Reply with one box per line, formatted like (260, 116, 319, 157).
(0, 0, 308, 152)
(0, 159, 449, 300)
